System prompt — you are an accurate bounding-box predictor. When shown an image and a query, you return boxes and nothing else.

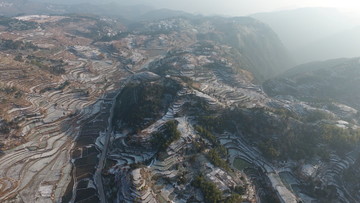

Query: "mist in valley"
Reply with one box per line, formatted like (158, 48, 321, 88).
(29, 0, 360, 65)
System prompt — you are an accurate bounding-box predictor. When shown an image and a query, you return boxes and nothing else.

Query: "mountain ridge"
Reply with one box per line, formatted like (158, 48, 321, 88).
(251, 7, 358, 64)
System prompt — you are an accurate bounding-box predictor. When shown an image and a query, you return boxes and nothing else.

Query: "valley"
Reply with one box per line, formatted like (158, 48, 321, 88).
(0, 7, 359, 203)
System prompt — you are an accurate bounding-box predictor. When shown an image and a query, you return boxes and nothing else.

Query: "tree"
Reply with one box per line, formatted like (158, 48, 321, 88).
(192, 176, 223, 203)
(14, 54, 23, 62)
(151, 120, 181, 151)
(224, 194, 243, 203)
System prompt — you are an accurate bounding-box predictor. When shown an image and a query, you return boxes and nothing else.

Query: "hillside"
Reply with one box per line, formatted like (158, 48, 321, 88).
(251, 7, 357, 64)
(0, 13, 293, 203)
(197, 17, 293, 81)
(264, 57, 360, 109)
(0, 9, 358, 203)
(295, 26, 360, 62)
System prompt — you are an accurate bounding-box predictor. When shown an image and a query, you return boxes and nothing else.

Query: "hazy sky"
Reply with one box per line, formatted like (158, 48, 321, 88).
(121, 0, 360, 16)
(42, 0, 360, 19)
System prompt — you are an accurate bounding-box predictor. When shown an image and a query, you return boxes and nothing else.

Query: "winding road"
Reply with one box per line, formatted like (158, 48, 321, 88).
(94, 89, 121, 203)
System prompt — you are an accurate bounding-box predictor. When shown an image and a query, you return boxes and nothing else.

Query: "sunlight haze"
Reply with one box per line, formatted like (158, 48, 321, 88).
(37, 0, 360, 18)
(122, 0, 360, 17)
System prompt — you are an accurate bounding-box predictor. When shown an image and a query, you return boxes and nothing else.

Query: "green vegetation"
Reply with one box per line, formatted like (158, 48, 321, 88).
(194, 106, 360, 161)
(178, 76, 202, 91)
(113, 79, 181, 130)
(40, 81, 70, 94)
(72, 20, 110, 40)
(304, 110, 333, 122)
(192, 175, 223, 203)
(67, 17, 125, 42)
(0, 39, 38, 51)
(194, 124, 230, 171)
(195, 125, 218, 146)
(224, 194, 243, 203)
(192, 139, 206, 153)
(0, 16, 37, 31)
(192, 175, 243, 203)
(192, 41, 215, 56)
(176, 171, 187, 185)
(196, 115, 225, 133)
(27, 55, 67, 75)
(258, 139, 281, 160)
(0, 84, 22, 99)
(14, 54, 23, 62)
(271, 124, 360, 159)
(321, 124, 360, 156)
(151, 120, 181, 151)
(14, 91, 22, 99)
(151, 63, 174, 76)
(342, 157, 360, 189)
(233, 158, 251, 171)
(0, 84, 17, 95)
(196, 107, 303, 161)
(272, 108, 299, 120)
(233, 186, 245, 195)
(207, 149, 231, 171)
(0, 119, 19, 134)
(0, 125, 10, 134)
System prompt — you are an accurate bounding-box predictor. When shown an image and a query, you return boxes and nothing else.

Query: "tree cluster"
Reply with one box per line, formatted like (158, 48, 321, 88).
(192, 175, 243, 203)
(151, 120, 181, 152)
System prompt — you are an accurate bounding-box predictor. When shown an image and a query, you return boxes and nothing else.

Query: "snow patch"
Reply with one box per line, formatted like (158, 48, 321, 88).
(38, 185, 53, 197)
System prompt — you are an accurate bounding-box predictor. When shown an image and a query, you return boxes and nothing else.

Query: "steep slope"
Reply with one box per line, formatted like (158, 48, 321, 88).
(264, 57, 360, 109)
(129, 16, 293, 81)
(6, 11, 360, 203)
(107, 40, 294, 203)
(197, 17, 294, 81)
(262, 57, 360, 202)
(0, 1, 293, 81)
(251, 7, 356, 64)
(295, 26, 360, 62)
(0, 13, 293, 203)
(107, 31, 360, 203)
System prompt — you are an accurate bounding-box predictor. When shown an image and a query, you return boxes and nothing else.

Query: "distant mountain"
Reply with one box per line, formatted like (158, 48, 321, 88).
(264, 57, 360, 109)
(204, 17, 293, 81)
(0, 0, 292, 80)
(29, 0, 115, 4)
(63, 3, 155, 20)
(0, 0, 52, 16)
(294, 26, 360, 63)
(251, 8, 357, 64)
(0, 0, 154, 19)
(127, 16, 293, 81)
(0, 0, 192, 22)
(135, 8, 194, 21)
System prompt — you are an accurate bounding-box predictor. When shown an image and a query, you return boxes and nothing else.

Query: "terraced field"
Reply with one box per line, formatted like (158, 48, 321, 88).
(105, 47, 277, 202)
(0, 55, 129, 202)
(1, 13, 359, 203)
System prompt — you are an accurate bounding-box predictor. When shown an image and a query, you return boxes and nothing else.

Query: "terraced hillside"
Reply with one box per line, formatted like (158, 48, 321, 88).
(0, 15, 135, 202)
(264, 57, 360, 109)
(104, 39, 300, 202)
(105, 37, 360, 202)
(0, 14, 163, 202)
(263, 58, 360, 202)
(0, 12, 359, 203)
(0, 13, 293, 202)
